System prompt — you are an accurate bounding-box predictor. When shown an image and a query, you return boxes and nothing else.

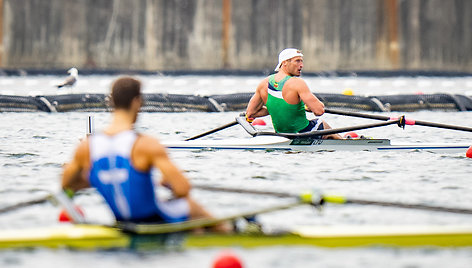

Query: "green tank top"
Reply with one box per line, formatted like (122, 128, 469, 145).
(266, 74, 309, 133)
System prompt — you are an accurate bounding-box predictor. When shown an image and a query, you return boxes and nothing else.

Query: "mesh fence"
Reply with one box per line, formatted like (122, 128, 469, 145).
(1, 93, 471, 112)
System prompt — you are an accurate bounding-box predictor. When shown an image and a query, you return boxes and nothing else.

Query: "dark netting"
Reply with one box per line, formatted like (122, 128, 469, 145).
(0, 95, 41, 112)
(0, 93, 471, 112)
(448, 94, 472, 111)
(209, 93, 253, 111)
(316, 93, 385, 112)
(142, 93, 214, 112)
(39, 94, 109, 112)
(372, 94, 464, 112)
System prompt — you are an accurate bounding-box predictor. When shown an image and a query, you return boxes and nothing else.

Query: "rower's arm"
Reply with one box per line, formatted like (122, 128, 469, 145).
(295, 79, 325, 116)
(143, 136, 191, 198)
(246, 79, 269, 119)
(62, 140, 91, 191)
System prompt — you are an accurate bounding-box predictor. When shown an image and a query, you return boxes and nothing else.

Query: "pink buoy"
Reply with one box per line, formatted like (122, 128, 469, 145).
(343, 132, 359, 139)
(252, 118, 266, 126)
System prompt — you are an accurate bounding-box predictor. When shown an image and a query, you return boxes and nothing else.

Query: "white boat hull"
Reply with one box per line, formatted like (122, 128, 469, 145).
(163, 136, 470, 153)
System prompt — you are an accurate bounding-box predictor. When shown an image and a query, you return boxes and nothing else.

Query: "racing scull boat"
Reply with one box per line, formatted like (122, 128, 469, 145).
(1, 223, 472, 250)
(2, 189, 472, 250)
(163, 115, 471, 153)
(164, 136, 470, 153)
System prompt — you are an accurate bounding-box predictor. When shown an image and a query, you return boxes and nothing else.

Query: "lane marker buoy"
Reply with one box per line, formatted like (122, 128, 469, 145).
(212, 251, 243, 268)
(342, 88, 354, 95)
(466, 146, 472, 158)
(344, 132, 359, 139)
(58, 206, 85, 222)
(252, 118, 266, 126)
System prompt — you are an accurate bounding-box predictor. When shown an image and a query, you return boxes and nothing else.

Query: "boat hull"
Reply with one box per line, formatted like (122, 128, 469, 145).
(1, 224, 472, 250)
(163, 136, 470, 153)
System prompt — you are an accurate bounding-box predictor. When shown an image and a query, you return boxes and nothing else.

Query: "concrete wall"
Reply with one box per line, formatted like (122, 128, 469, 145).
(1, 0, 471, 72)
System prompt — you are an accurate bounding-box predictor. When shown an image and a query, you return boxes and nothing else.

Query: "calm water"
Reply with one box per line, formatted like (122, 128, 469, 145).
(1, 75, 472, 267)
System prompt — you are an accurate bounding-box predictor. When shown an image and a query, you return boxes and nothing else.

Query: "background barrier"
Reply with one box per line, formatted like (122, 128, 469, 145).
(1, 0, 471, 72)
(2, 93, 471, 113)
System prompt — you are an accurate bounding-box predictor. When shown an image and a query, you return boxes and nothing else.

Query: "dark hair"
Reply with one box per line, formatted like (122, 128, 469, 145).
(111, 76, 141, 109)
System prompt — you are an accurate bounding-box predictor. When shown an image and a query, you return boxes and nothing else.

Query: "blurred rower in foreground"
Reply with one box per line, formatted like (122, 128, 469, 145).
(62, 76, 229, 232)
(246, 48, 342, 139)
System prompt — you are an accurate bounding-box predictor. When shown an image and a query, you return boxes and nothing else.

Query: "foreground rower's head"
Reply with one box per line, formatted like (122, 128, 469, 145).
(111, 76, 142, 121)
(274, 48, 304, 77)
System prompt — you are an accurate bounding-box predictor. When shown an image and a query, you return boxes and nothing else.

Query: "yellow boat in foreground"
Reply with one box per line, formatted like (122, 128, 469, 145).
(3, 188, 472, 251)
(1, 224, 472, 250)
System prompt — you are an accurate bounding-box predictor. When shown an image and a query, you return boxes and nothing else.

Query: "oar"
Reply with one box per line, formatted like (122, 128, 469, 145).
(53, 190, 86, 223)
(0, 194, 53, 214)
(0, 190, 86, 223)
(194, 184, 472, 215)
(118, 198, 313, 234)
(255, 118, 404, 138)
(185, 120, 238, 141)
(325, 108, 472, 133)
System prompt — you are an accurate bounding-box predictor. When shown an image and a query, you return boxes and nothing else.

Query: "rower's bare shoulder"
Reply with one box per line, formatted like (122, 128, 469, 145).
(288, 76, 308, 86)
(256, 76, 270, 89)
(286, 77, 310, 92)
(135, 134, 166, 153)
(75, 138, 90, 161)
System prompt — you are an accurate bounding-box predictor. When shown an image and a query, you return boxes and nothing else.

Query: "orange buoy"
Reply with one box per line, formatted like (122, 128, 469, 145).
(343, 132, 359, 139)
(212, 251, 243, 268)
(466, 146, 472, 158)
(58, 206, 85, 222)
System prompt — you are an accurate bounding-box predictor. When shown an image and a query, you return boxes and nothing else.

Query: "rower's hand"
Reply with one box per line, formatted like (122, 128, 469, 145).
(63, 188, 76, 199)
(245, 114, 254, 123)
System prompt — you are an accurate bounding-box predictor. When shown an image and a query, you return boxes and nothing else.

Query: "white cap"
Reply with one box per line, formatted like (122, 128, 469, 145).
(274, 48, 303, 71)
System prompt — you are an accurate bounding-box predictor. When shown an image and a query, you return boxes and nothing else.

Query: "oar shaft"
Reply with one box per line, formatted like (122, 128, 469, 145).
(0, 195, 52, 214)
(120, 200, 304, 234)
(194, 184, 295, 198)
(412, 120, 472, 132)
(325, 108, 472, 133)
(323, 195, 472, 215)
(348, 199, 472, 214)
(185, 120, 238, 141)
(325, 108, 390, 121)
(307, 119, 401, 136)
(255, 119, 402, 138)
(53, 191, 86, 223)
(195, 185, 472, 215)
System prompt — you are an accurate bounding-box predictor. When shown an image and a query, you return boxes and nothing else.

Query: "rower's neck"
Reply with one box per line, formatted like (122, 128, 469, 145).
(274, 70, 292, 81)
(105, 109, 135, 135)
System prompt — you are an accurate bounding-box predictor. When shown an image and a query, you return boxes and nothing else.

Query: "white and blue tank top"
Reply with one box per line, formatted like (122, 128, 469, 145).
(88, 130, 159, 221)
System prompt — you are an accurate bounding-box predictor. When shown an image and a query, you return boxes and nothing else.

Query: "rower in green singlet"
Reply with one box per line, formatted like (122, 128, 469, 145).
(266, 74, 310, 133)
(246, 48, 342, 140)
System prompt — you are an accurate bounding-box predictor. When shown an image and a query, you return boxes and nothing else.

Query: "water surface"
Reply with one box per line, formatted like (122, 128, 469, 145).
(1, 75, 472, 267)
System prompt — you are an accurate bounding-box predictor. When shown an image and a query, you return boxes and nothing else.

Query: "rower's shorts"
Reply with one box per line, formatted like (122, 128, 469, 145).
(135, 198, 190, 224)
(298, 119, 325, 139)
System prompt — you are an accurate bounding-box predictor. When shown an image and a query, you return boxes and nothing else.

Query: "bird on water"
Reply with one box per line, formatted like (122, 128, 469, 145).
(56, 68, 78, 88)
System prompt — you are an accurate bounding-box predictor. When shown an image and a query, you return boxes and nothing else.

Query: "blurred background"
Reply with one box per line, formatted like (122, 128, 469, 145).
(0, 0, 471, 74)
